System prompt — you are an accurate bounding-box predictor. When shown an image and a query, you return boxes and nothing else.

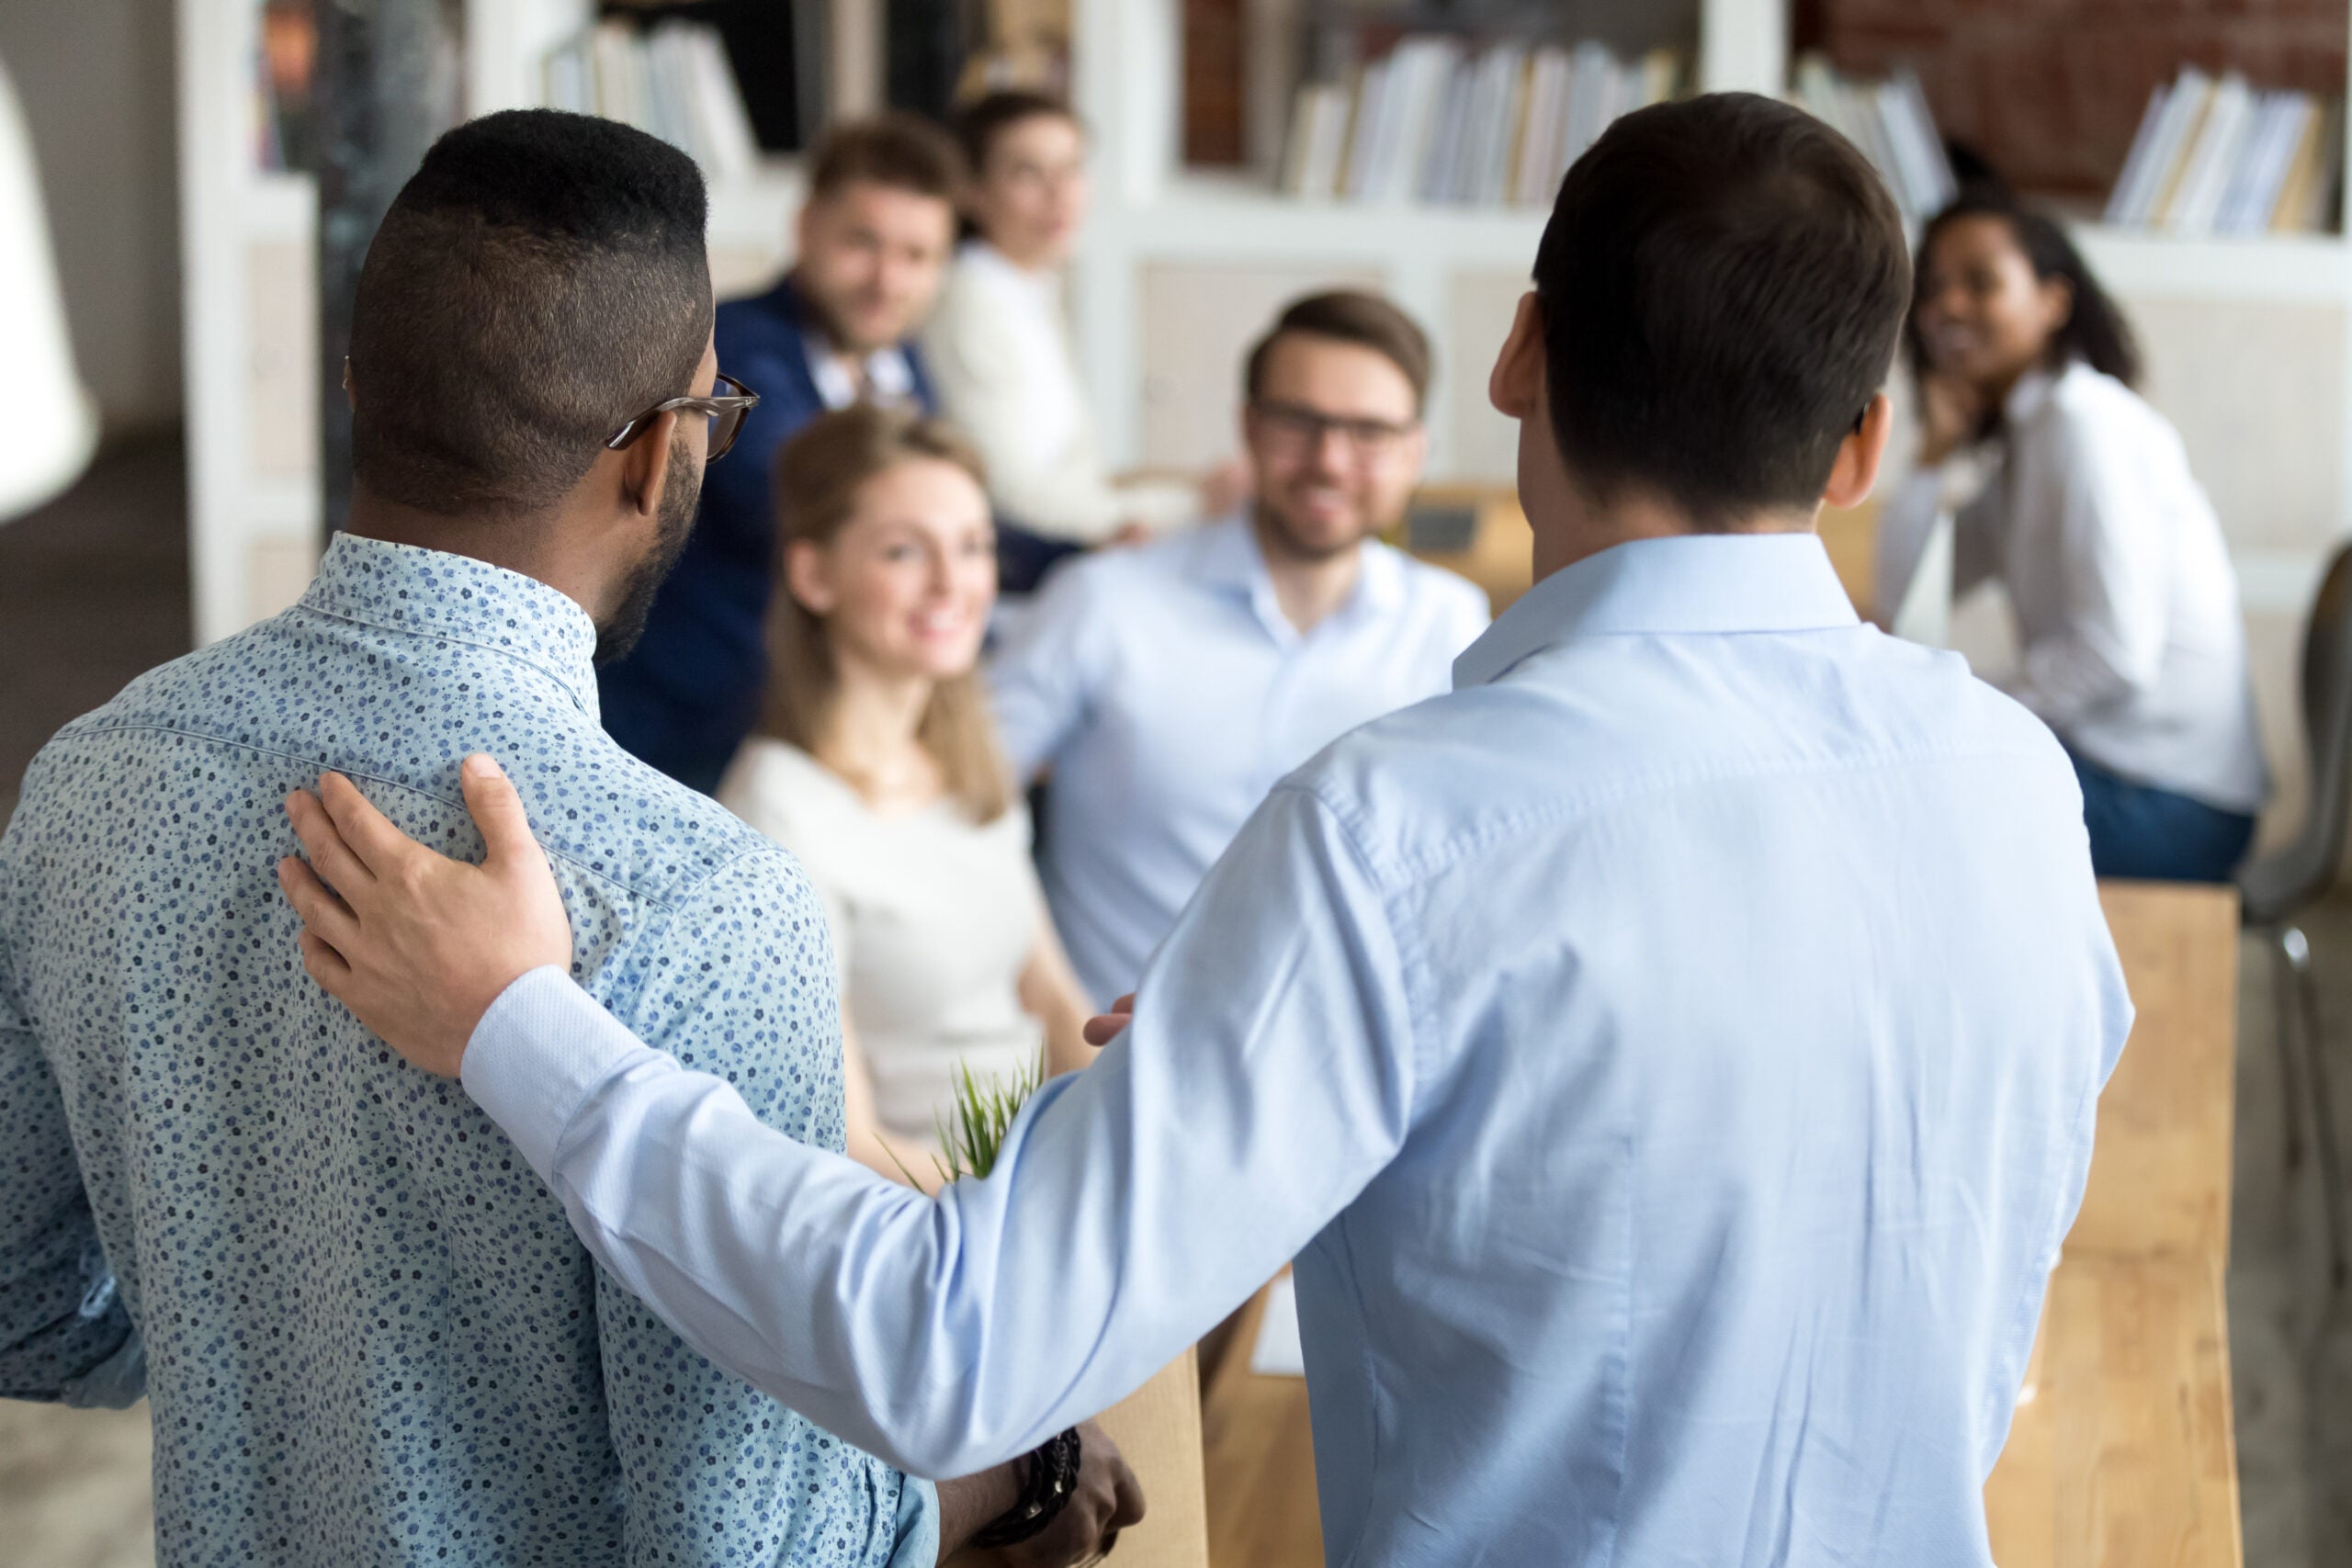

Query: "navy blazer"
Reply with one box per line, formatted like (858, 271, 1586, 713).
(598, 276, 938, 792)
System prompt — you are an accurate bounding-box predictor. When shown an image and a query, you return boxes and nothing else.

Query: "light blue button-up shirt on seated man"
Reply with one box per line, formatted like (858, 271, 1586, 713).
(988, 510, 1488, 1005)
(449, 528, 2131, 1564)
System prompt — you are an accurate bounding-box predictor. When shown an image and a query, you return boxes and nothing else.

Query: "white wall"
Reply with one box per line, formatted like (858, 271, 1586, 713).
(0, 0, 182, 433)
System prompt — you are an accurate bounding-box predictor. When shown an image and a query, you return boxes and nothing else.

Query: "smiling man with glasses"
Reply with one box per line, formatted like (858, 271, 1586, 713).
(988, 289, 1491, 1009)
(0, 108, 1121, 1568)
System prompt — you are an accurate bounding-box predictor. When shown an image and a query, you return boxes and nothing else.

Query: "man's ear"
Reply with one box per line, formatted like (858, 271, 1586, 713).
(1822, 392, 1894, 512)
(619, 411, 681, 520)
(342, 357, 356, 413)
(1488, 291, 1546, 421)
(783, 537, 836, 616)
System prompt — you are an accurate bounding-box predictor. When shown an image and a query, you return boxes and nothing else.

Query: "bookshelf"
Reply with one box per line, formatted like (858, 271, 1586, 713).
(1069, 0, 2352, 466)
(1068, 0, 1795, 485)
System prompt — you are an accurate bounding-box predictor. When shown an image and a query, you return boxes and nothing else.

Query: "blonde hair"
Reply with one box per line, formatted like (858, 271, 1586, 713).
(762, 404, 1012, 822)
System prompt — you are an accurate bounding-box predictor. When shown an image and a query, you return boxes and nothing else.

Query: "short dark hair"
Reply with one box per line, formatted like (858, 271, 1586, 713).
(1532, 93, 1909, 528)
(953, 89, 1080, 176)
(348, 109, 712, 519)
(807, 113, 963, 205)
(1908, 185, 2143, 390)
(1244, 291, 1432, 415)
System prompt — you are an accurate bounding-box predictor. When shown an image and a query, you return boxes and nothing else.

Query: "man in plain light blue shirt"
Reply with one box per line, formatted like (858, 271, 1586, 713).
(278, 96, 2132, 1564)
(989, 290, 1489, 1005)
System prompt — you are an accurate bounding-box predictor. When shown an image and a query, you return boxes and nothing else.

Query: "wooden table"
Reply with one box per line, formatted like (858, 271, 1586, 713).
(1982, 1252, 2240, 1568)
(1200, 883, 2244, 1568)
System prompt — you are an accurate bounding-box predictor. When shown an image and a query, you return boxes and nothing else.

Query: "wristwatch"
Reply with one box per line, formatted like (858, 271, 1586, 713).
(968, 1427, 1083, 1549)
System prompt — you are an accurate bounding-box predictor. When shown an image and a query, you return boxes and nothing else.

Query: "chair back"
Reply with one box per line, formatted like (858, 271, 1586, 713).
(2241, 540, 2352, 923)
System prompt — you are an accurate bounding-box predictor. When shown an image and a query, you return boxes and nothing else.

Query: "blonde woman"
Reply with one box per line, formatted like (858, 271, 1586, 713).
(717, 404, 1094, 1188)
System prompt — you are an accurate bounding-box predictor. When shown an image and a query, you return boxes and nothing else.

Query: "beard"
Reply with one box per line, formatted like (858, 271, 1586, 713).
(1256, 489, 1382, 565)
(594, 429, 702, 666)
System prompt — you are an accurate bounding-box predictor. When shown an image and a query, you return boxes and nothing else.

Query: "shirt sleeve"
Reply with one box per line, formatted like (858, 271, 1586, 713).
(1873, 461, 2002, 624)
(582, 849, 918, 1566)
(985, 562, 1106, 781)
(462, 781, 1418, 1480)
(2007, 413, 2172, 728)
(0, 848, 143, 1408)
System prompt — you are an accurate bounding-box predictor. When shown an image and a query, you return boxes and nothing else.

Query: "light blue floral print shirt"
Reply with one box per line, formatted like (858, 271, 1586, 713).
(0, 533, 935, 1568)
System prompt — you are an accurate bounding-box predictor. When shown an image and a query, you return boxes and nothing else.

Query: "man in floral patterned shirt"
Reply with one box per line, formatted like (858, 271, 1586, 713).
(0, 109, 1134, 1566)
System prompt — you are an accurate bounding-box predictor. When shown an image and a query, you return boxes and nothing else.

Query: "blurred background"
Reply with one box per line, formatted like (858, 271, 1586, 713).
(4, 2, 2351, 1562)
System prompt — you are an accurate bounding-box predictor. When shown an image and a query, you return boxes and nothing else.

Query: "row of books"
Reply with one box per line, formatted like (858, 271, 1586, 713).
(1788, 55, 1955, 222)
(1279, 37, 1682, 208)
(2105, 69, 2342, 235)
(542, 21, 763, 182)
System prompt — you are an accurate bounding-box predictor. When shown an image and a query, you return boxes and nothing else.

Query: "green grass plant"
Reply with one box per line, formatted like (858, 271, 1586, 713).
(885, 1050, 1046, 1189)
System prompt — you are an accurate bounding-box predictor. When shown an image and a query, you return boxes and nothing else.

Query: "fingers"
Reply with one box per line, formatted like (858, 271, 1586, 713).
(459, 753, 542, 875)
(298, 930, 352, 987)
(316, 771, 420, 881)
(285, 789, 374, 896)
(1081, 992, 1140, 1046)
(277, 855, 361, 953)
(1109, 1455, 1147, 1529)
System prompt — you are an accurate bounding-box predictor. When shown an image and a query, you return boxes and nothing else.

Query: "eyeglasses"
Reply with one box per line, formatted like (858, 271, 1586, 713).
(1250, 398, 1419, 460)
(605, 371, 761, 461)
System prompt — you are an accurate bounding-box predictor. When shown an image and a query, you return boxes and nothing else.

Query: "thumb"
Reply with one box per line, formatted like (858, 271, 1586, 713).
(460, 754, 539, 872)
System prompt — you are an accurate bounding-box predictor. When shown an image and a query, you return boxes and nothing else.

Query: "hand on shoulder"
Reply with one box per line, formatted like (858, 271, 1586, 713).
(276, 753, 571, 1077)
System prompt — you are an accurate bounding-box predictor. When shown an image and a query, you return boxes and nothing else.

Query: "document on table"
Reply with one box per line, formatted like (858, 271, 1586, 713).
(1250, 1272, 1306, 1378)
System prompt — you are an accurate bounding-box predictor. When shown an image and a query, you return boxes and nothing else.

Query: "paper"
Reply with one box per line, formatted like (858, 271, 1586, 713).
(1250, 1272, 1307, 1378)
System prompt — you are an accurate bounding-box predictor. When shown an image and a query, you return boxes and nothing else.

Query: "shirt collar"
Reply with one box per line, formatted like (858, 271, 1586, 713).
(1190, 511, 1408, 628)
(2003, 362, 2064, 425)
(1453, 532, 1860, 690)
(299, 533, 603, 719)
(805, 333, 918, 412)
(1190, 512, 1272, 598)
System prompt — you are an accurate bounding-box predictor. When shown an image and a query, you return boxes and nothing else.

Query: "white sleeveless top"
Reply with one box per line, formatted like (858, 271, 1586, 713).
(717, 739, 1046, 1151)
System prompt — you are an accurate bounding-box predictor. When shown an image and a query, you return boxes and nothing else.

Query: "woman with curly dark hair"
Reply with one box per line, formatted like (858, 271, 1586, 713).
(1876, 187, 2268, 882)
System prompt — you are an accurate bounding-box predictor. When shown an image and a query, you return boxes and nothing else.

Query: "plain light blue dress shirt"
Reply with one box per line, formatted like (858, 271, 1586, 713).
(461, 532, 2132, 1565)
(988, 513, 1489, 1004)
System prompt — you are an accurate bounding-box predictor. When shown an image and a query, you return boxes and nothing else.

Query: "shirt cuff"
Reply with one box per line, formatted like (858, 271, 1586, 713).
(62, 1332, 146, 1410)
(886, 1475, 941, 1568)
(459, 965, 652, 1183)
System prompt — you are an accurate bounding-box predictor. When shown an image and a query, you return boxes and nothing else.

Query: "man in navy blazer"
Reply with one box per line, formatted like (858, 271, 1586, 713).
(599, 117, 961, 791)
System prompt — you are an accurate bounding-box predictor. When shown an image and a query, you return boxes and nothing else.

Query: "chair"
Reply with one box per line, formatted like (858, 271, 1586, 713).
(2237, 541, 2352, 1287)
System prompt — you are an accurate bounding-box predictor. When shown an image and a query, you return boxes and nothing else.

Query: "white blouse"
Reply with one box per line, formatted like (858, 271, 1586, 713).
(921, 241, 1195, 543)
(717, 739, 1046, 1152)
(1876, 360, 2268, 815)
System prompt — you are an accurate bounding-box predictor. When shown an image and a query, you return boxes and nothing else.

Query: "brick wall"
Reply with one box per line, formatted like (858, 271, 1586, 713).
(1815, 0, 2348, 200)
